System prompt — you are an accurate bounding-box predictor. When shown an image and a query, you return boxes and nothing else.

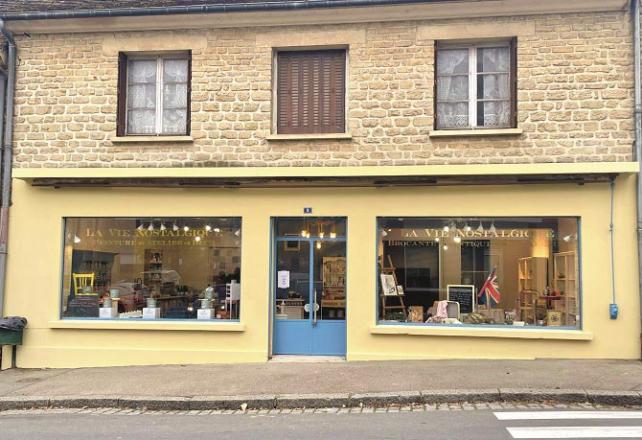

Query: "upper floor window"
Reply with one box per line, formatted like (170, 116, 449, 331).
(435, 40, 516, 130)
(117, 52, 191, 136)
(276, 49, 346, 134)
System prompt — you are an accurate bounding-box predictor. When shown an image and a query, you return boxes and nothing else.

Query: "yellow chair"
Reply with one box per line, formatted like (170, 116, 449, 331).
(72, 273, 95, 295)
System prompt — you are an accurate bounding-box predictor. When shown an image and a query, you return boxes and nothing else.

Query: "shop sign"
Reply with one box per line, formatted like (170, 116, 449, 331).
(77, 227, 213, 247)
(399, 228, 533, 240)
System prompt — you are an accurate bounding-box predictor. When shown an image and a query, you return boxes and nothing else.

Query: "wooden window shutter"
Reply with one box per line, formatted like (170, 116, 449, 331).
(116, 52, 128, 137)
(277, 50, 346, 134)
(509, 37, 518, 128)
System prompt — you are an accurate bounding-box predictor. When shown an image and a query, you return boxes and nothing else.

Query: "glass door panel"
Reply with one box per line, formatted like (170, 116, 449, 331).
(275, 240, 310, 321)
(313, 240, 346, 321)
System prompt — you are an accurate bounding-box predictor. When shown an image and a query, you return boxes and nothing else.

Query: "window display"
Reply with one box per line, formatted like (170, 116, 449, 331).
(377, 217, 580, 328)
(62, 217, 241, 320)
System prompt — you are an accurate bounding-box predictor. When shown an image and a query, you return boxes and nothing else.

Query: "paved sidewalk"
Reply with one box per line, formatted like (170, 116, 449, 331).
(1, 359, 642, 410)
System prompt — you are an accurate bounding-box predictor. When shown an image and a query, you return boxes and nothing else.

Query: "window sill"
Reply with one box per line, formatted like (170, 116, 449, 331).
(49, 320, 245, 332)
(370, 324, 592, 340)
(266, 133, 352, 141)
(110, 135, 194, 143)
(429, 128, 523, 138)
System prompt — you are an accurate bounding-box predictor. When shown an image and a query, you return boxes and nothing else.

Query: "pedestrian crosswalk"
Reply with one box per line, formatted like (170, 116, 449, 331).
(495, 411, 642, 439)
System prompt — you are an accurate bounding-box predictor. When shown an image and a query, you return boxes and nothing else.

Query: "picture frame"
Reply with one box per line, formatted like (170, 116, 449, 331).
(380, 274, 398, 296)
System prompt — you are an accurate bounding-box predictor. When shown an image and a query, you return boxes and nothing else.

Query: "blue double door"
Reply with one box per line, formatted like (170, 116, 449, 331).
(273, 218, 347, 356)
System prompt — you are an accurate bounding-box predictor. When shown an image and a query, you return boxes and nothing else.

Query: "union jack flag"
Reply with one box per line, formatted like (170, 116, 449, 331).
(478, 268, 501, 306)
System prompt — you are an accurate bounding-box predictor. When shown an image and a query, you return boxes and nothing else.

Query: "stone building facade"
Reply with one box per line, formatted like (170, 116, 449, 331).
(10, 9, 635, 168)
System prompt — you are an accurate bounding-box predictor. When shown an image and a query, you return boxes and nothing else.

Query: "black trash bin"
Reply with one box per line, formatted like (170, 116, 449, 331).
(0, 317, 27, 369)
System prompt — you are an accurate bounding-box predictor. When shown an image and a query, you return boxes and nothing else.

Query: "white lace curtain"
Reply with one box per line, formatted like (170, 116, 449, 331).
(436, 47, 510, 129)
(127, 58, 188, 135)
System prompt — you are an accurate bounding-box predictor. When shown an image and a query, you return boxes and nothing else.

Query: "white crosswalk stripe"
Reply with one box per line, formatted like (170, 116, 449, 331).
(495, 411, 642, 420)
(507, 426, 642, 438)
(495, 411, 642, 439)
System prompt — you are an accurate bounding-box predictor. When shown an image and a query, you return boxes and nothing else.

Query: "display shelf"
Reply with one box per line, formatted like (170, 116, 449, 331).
(553, 251, 578, 326)
(144, 249, 164, 292)
(518, 257, 548, 293)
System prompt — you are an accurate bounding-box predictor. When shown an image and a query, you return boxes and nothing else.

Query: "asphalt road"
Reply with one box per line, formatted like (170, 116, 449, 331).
(3, 410, 642, 439)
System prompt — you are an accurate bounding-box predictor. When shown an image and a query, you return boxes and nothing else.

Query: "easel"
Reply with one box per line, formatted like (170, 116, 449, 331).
(379, 255, 407, 321)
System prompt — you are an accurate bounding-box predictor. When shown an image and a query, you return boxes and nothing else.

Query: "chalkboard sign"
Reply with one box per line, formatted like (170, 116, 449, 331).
(447, 285, 476, 314)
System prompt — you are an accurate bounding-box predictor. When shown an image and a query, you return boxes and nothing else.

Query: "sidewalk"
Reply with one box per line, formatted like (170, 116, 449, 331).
(1, 359, 642, 410)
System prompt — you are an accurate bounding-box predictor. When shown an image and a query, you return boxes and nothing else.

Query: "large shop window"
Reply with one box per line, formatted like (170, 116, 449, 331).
(377, 217, 580, 328)
(62, 218, 241, 321)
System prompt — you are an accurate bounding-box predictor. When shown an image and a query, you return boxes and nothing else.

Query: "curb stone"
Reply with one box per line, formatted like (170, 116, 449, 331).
(119, 396, 190, 411)
(500, 388, 587, 403)
(587, 390, 642, 406)
(350, 391, 421, 407)
(190, 395, 276, 410)
(1, 389, 642, 411)
(277, 393, 351, 409)
(48, 395, 120, 409)
(422, 389, 500, 404)
(0, 396, 49, 411)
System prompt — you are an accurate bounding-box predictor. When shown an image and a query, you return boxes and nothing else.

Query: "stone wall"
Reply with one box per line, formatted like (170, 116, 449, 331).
(11, 10, 635, 168)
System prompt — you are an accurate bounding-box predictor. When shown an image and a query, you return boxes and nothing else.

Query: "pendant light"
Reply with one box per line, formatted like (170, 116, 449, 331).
(73, 235, 81, 244)
(183, 225, 190, 232)
(137, 223, 144, 231)
(316, 241, 322, 250)
(160, 223, 167, 231)
(205, 224, 212, 232)
(148, 223, 154, 231)
(453, 235, 462, 244)
(489, 222, 497, 234)
(194, 236, 202, 242)
(477, 221, 484, 233)
(172, 223, 179, 232)
(464, 223, 472, 232)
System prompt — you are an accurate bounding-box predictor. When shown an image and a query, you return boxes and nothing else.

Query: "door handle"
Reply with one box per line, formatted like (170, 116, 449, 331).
(313, 289, 319, 326)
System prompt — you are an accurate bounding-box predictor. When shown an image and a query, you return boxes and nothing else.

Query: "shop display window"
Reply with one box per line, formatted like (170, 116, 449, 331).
(377, 217, 580, 328)
(61, 217, 241, 321)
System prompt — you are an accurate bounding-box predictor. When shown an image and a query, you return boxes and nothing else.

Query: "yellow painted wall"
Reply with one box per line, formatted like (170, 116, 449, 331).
(2, 173, 640, 368)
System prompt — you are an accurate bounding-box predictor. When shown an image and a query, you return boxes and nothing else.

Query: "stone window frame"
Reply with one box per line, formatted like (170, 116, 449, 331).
(116, 51, 192, 137)
(434, 38, 517, 130)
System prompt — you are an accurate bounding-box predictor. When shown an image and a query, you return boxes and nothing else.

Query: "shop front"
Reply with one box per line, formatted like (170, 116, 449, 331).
(1, 165, 640, 368)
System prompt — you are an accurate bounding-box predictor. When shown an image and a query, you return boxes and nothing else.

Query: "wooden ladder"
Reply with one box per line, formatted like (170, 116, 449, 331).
(379, 255, 407, 321)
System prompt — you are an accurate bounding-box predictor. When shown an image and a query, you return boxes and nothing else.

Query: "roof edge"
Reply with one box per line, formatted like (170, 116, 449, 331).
(0, 0, 459, 21)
